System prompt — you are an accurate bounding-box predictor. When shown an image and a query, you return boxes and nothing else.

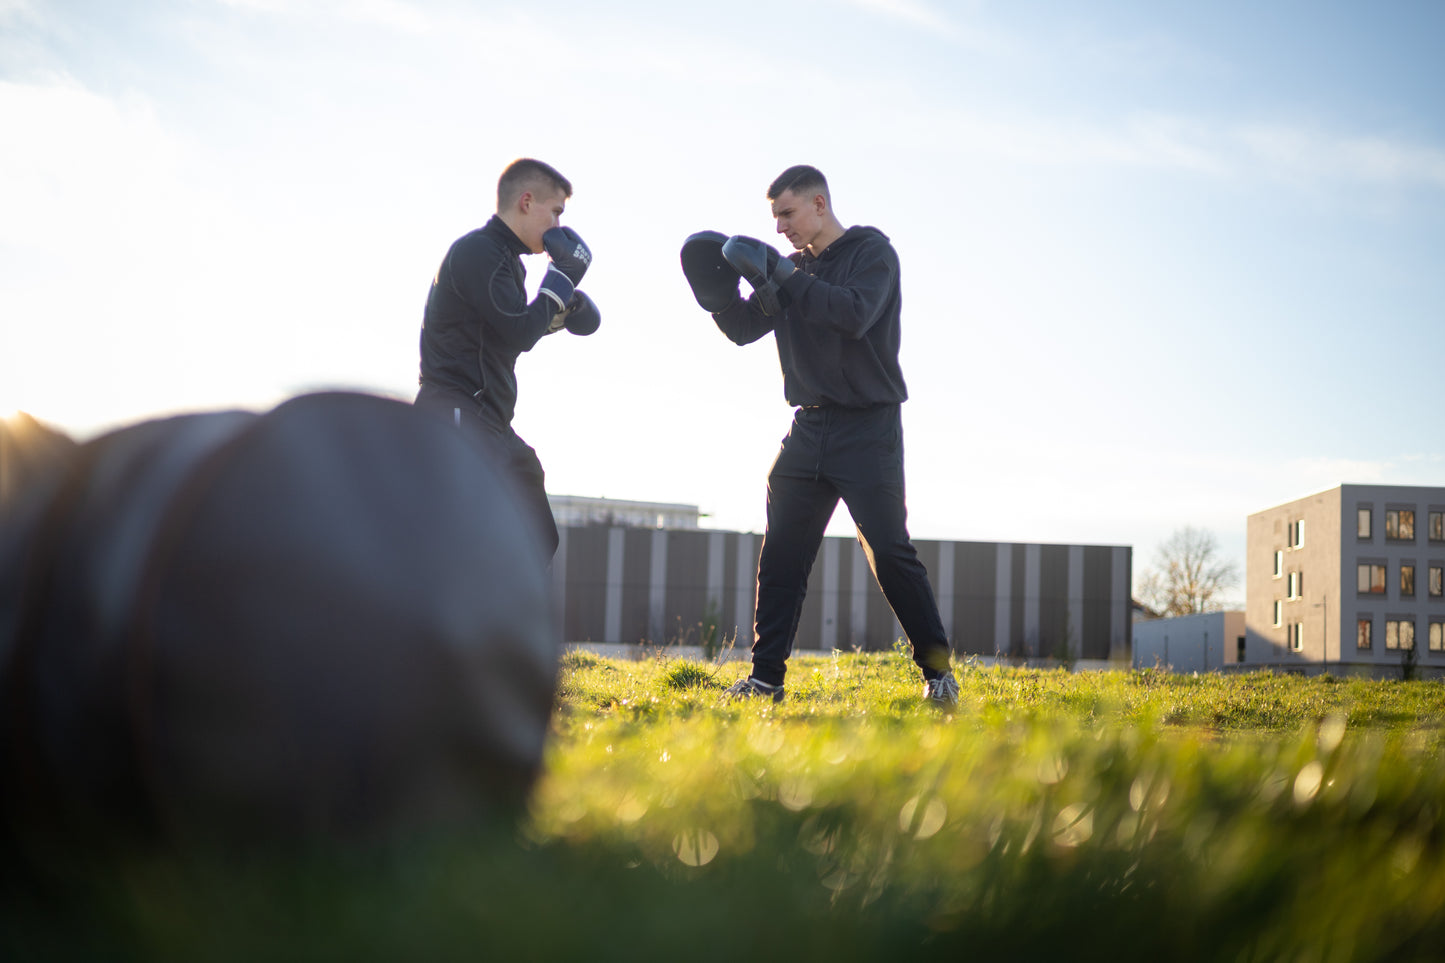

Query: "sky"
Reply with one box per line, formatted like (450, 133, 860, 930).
(2, 0, 1443, 603)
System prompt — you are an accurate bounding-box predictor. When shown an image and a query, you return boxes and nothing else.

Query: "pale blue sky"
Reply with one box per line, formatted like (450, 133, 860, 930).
(3, 0, 1442, 600)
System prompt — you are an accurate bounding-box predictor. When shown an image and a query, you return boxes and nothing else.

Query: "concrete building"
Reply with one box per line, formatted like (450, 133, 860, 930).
(1245, 484, 1445, 678)
(549, 494, 702, 530)
(547, 519, 1133, 663)
(1133, 610, 1245, 673)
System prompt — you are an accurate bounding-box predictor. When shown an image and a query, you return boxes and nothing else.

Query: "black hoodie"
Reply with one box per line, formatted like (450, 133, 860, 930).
(713, 225, 908, 409)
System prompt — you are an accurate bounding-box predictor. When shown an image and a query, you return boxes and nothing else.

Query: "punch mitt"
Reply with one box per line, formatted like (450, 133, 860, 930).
(680, 230, 741, 313)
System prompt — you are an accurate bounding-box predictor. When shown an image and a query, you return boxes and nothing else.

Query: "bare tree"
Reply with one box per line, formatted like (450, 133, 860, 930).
(1137, 526, 1240, 617)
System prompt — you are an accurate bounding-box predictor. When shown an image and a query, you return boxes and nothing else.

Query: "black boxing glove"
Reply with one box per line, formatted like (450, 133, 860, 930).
(720, 235, 795, 317)
(542, 226, 592, 286)
(563, 291, 601, 336)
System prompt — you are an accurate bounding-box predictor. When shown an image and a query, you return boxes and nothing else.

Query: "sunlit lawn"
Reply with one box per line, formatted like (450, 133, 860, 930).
(6, 650, 1445, 961)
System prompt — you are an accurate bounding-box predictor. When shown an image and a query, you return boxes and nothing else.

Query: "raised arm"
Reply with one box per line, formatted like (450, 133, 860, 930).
(448, 233, 573, 353)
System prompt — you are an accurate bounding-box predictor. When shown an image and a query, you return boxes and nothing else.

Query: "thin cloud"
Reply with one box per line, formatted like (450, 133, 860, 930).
(217, 0, 433, 33)
(1234, 123, 1445, 190)
(836, 0, 1024, 58)
(903, 93, 1445, 195)
(838, 0, 951, 31)
(912, 106, 1232, 176)
(0, 77, 188, 250)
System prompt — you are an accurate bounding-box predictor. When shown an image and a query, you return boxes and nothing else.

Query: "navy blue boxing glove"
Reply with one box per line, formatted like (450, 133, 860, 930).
(721, 235, 795, 317)
(538, 265, 575, 315)
(546, 291, 602, 336)
(543, 226, 592, 286)
(563, 291, 601, 336)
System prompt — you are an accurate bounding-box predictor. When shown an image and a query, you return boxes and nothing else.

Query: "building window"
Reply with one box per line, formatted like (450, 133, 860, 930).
(1431, 620, 1444, 654)
(1357, 618, 1372, 651)
(1287, 571, 1302, 599)
(1288, 622, 1305, 651)
(1431, 565, 1443, 598)
(1273, 600, 1282, 626)
(1236, 636, 1246, 662)
(1386, 509, 1415, 541)
(1357, 507, 1372, 539)
(1401, 564, 1415, 597)
(1288, 520, 1305, 548)
(1385, 619, 1415, 651)
(1430, 511, 1444, 542)
(1357, 563, 1386, 595)
(1274, 550, 1283, 578)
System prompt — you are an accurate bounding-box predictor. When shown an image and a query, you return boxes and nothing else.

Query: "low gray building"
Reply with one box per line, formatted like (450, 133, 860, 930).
(548, 521, 1132, 662)
(1133, 610, 1245, 673)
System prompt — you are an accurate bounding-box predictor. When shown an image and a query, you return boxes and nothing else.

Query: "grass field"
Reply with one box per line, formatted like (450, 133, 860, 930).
(7, 650, 1445, 961)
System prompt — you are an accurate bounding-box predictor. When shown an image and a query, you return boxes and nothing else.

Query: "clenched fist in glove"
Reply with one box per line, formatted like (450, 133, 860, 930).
(563, 291, 601, 336)
(543, 227, 592, 286)
(721, 235, 795, 317)
(547, 291, 601, 336)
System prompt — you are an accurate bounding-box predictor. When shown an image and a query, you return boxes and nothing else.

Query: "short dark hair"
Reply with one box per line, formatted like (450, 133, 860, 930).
(497, 158, 572, 210)
(767, 164, 828, 202)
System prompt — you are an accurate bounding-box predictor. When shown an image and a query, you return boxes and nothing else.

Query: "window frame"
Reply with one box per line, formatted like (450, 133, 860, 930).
(1357, 562, 1387, 595)
(1386, 618, 1415, 651)
(1357, 617, 1372, 652)
(1386, 508, 1416, 542)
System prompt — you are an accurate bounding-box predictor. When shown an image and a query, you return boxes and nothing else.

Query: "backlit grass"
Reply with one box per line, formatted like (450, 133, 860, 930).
(6, 652, 1445, 961)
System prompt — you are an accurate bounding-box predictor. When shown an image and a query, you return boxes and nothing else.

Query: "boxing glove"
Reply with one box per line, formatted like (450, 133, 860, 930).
(538, 265, 575, 314)
(563, 291, 601, 336)
(542, 226, 592, 286)
(721, 235, 794, 317)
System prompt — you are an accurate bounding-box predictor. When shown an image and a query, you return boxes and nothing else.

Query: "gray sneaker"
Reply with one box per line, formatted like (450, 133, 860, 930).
(924, 672, 959, 709)
(722, 677, 785, 704)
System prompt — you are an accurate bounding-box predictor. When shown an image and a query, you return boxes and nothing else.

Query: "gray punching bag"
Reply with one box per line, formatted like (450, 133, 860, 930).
(0, 392, 559, 858)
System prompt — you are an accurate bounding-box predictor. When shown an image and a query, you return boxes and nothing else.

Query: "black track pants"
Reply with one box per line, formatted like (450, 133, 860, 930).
(749, 404, 951, 686)
(413, 385, 559, 560)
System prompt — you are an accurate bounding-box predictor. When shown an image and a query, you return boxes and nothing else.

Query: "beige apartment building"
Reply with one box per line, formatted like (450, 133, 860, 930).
(1245, 484, 1445, 677)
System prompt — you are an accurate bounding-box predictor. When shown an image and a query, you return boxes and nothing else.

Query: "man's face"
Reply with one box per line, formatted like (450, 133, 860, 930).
(516, 187, 567, 253)
(772, 189, 825, 251)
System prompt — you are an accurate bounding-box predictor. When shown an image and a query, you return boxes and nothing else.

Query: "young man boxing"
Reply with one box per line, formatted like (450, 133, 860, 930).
(681, 164, 959, 707)
(415, 158, 598, 558)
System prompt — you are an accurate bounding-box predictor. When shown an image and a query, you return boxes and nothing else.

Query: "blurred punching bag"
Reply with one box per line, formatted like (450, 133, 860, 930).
(0, 392, 559, 857)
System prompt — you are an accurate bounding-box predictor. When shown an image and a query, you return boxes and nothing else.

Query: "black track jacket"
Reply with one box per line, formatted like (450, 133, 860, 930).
(712, 225, 908, 409)
(417, 216, 556, 430)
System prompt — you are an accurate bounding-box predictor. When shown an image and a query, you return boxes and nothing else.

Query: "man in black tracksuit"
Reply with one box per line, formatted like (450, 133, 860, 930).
(415, 158, 598, 560)
(703, 164, 959, 707)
